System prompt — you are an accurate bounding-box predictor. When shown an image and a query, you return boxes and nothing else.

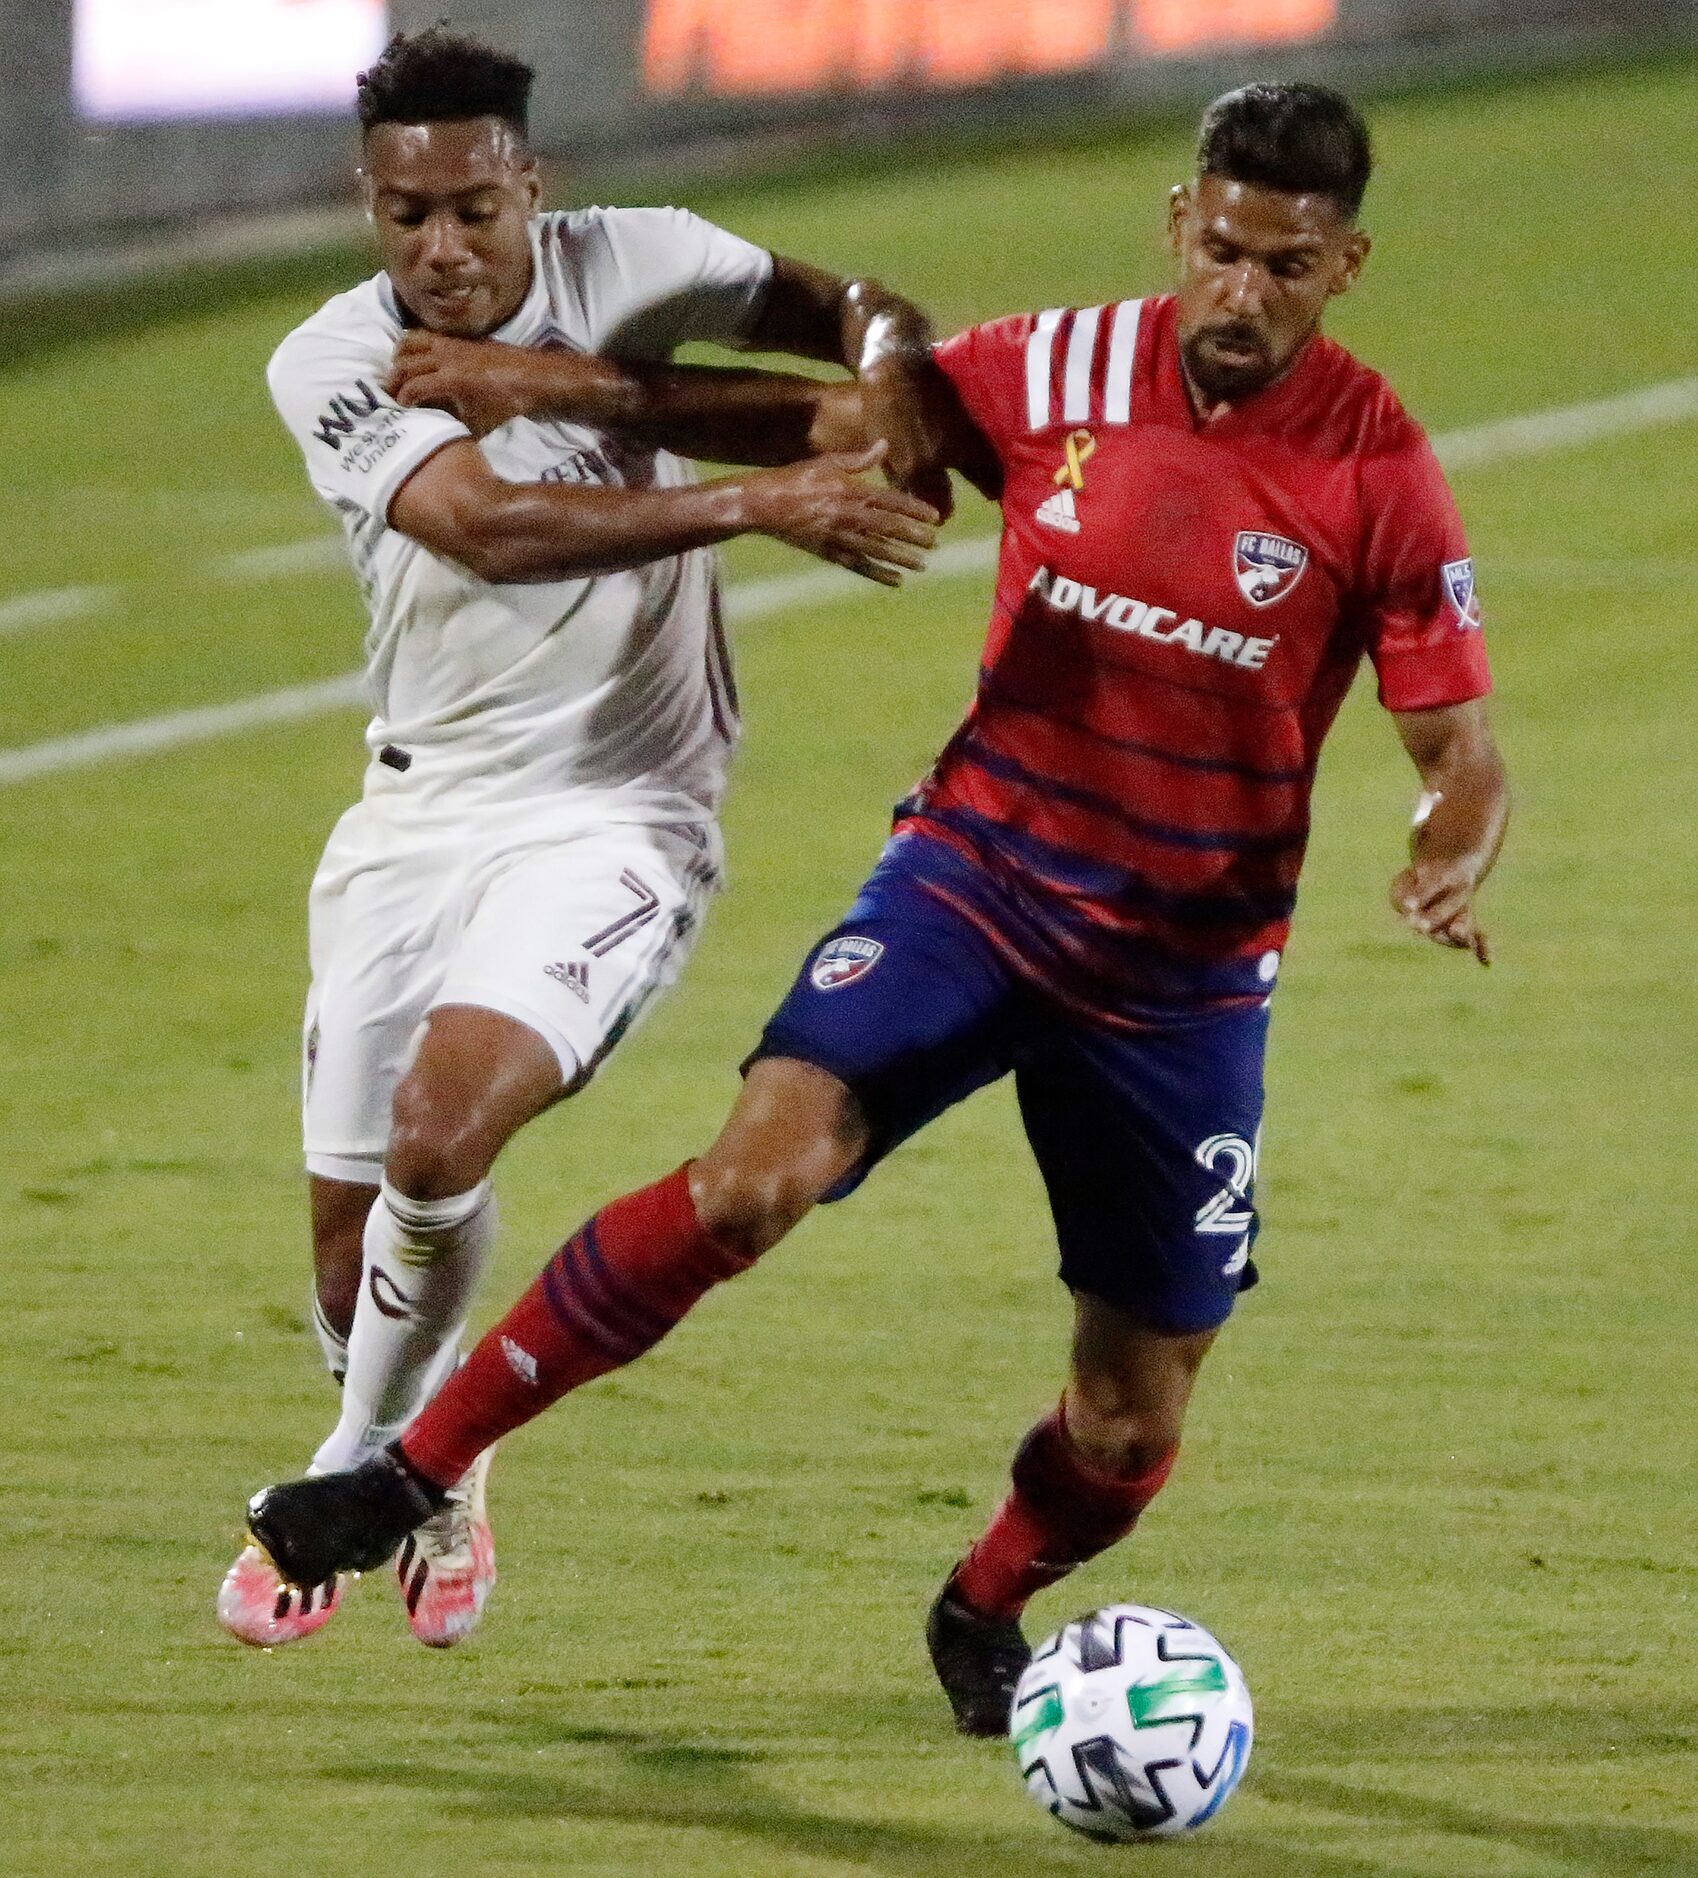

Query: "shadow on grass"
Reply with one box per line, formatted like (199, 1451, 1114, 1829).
(315, 1693, 1698, 1878)
(1255, 1700, 1698, 1878)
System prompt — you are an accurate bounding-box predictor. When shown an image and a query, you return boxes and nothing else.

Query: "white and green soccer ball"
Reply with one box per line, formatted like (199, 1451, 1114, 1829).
(1010, 1604, 1253, 1841)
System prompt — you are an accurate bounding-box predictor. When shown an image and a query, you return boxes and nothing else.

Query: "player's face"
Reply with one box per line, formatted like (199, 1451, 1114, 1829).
(1168, 174, 1369, 405)
(362, 117, 541, 338)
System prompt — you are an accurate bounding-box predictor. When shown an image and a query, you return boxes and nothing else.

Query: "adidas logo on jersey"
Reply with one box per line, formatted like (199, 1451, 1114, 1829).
(1035, 487, 1081, 533)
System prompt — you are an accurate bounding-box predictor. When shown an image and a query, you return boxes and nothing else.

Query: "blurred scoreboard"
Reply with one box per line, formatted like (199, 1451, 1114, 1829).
(75, 0, 388, 121)
(643, 0, 1338, 96)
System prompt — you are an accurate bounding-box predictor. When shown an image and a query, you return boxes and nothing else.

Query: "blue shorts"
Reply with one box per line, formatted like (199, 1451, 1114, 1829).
(751, 832, 1268, 1334)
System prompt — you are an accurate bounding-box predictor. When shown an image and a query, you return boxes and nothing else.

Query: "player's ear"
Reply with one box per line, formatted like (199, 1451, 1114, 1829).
(1329, 227, 1371, 298)
(1166, 183, 1191, 258)
(356, 164, 376, 224)
(518, 154, 543, 213)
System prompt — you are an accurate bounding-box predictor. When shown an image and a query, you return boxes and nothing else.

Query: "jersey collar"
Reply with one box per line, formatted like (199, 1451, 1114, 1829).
(488, 218, 551, 347)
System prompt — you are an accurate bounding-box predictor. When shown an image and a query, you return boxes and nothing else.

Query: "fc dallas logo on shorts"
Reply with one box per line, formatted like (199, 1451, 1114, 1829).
(1233, 530, 1309, 607)
(811, 935, 884, 990)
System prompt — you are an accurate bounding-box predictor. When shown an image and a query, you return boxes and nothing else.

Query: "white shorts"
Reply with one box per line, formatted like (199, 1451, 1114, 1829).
(301, 801, 722, 1182)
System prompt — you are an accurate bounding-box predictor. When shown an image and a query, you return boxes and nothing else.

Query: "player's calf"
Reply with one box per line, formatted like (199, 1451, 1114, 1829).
(309, 1173, 376, 1350)
(383, 1004, 563, 1205)
(389, 1080, 863, 1489)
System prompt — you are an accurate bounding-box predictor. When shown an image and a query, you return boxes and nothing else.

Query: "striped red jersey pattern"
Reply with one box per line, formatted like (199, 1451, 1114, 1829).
(905, 292, 1491, 1018)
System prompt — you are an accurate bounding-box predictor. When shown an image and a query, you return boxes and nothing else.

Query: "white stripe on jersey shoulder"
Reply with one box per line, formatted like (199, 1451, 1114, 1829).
(1025, 308, 1066, 430)
(1104, 299, 1144, 425)
(1062, 306, 1104, 425)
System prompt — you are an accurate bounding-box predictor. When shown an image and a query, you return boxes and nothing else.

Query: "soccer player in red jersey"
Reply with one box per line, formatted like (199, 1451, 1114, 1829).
(247, 82, 1509, 1732)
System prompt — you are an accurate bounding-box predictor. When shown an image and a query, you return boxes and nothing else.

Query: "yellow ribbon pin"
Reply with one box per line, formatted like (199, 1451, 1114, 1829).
(1053, 428, 1096, 492)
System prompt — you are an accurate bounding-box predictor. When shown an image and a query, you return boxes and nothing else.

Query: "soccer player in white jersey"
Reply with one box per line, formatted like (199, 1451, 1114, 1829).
(217, 26, 940, 1649)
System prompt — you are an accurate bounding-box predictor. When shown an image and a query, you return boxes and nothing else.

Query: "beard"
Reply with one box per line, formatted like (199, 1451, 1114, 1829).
(1179, 321, 1285, 405)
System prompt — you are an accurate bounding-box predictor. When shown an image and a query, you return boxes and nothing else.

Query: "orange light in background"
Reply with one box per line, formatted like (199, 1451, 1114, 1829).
(643, 0, 1337, 97)
(920, 0, 1123, 83)
(1136, 0, 1337, 54)
(643, 1, 838, 97)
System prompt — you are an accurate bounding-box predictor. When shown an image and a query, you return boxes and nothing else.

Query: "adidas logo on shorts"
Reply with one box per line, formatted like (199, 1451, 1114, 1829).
(545, 959, 591, 1002)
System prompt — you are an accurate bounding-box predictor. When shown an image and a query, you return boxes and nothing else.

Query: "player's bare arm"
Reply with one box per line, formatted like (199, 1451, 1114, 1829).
(385, 258, 952, 505)
(745, 256, 952, 513)
(389, 338, 997, 498)
(387, 335, 827, 461)
(1389, 699, 1510, 964)
(804, 373, 1001, 494)
(388, 432, 937, 588)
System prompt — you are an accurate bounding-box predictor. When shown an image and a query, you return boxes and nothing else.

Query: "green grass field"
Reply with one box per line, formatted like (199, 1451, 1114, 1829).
(3, 57, 1696, 1877)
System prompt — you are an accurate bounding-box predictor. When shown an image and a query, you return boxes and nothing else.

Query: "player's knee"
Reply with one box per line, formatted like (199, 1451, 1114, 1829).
(1066, 1388, 1185, 1481)
(384, 1106, 493, 1204)
(688, 1155, 817, 1262)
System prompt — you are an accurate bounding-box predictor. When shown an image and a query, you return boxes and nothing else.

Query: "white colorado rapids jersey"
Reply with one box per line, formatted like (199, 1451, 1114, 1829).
(268, 208, 772, 817)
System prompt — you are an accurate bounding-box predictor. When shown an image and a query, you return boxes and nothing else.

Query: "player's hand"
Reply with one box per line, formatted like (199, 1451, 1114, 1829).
(1390, 861, 1491, 965)
(743, 441, 940, 587)
(388, 334, 589, 437)
(859, 355, 956, 522)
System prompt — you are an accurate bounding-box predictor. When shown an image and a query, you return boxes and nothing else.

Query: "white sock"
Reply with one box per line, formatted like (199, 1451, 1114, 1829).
(310, 1289, 349, 1382)
(310, 1179, 497, 1475)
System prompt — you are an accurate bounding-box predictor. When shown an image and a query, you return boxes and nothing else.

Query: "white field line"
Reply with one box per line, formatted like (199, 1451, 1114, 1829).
(0, 675, 365, 787)
(212, 537, 348, 582)
(2, 375, 1695, 791)
(0, 582, 123, 637)
(1432, 376, 1698, 472)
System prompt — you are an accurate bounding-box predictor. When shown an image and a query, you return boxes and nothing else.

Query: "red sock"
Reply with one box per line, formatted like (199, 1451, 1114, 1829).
(952, 1405, 1176, 1621)
(400, 1165, 751, 1488)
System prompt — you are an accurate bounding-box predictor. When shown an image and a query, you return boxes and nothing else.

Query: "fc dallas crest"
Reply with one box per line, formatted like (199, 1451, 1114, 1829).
(1233, 531, 1308, 608)
(810, 935, 883, 990)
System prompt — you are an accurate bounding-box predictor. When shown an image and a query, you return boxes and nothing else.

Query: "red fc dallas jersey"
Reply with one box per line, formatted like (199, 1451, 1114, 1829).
(904, 292, 1491, 1016)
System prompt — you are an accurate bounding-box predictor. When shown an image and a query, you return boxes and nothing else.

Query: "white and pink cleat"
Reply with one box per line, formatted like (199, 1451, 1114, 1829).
(217, 1544, 347, 1647)
(393, 1446, 497, 1648)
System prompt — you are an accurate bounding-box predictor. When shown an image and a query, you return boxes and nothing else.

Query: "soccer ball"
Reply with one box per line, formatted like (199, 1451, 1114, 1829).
(1010, 1604, 1253, 1841)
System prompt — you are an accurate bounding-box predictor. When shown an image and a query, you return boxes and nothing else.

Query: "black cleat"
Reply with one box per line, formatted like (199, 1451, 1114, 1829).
(926, 1572, 1032, 1737)
(246, 1447, 445, 1587)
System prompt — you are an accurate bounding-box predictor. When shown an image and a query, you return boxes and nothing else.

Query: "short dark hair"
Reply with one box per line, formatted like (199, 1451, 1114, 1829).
(356, 24, 534, 139)
(1197, 82, 1372, 217)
